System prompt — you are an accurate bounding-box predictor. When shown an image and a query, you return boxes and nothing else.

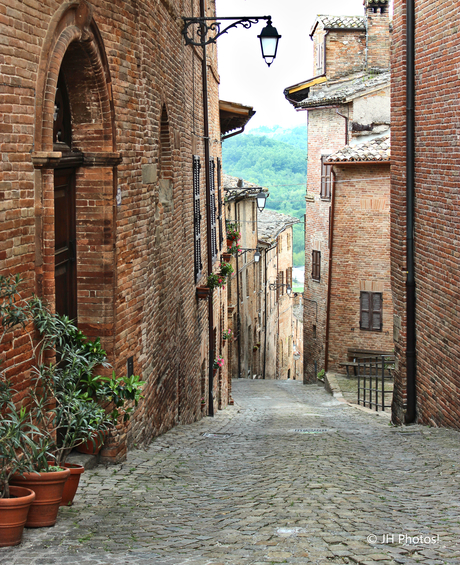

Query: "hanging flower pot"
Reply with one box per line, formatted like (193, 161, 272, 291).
(11, 466, 71, 527)
(60, 463, 85, 507)
(0, 486, 36, 547)
(222, 253, 232, 262)
(196, 286, 211, 300)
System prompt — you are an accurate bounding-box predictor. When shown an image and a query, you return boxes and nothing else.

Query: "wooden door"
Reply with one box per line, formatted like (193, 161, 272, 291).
(54, 169, 77, 321)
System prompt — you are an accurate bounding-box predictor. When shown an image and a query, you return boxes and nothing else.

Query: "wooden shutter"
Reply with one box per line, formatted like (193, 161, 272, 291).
(217, 157, 223, 250)
(209, 158, 218, 262)
(321, 156, 332, 199)
(360, 291, 370, 330)
(360, 292, 383, 331)
(287, 266, 293, 288)
(371, 292, 383, 331)
(312, 250, 321, 281)
(193, 156, 202, 280)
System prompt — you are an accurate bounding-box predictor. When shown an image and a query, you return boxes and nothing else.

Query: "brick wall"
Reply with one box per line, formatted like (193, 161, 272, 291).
(325, 30, 366, 80)
(328, 163, 393, 370)
(303, 107, 350, 382)
(365, 2, 391, 71)
(0, 0, 227, 460)
(391, 0, 460, 429)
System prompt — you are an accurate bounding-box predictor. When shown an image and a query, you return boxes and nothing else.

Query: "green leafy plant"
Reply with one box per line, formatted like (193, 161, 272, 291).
(219, 261, 234, 277)
(222, 329, 233, 340)
(226, 222, 241, 242)
(317, 369, 325, 381)
(213, 357, 224, 370)
(206, 273, 226, 291)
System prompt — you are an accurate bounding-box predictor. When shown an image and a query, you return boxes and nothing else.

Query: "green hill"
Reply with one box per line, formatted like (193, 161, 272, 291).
(222, 130, 307, 266)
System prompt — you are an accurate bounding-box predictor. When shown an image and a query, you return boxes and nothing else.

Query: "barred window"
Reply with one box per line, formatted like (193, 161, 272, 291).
(209, 158, 218, 262)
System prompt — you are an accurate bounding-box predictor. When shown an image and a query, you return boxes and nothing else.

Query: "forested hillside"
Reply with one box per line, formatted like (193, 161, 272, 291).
(222, 126, 308, 266)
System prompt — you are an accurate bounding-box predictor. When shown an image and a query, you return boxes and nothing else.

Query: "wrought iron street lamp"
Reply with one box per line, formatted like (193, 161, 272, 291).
(182, 16, 281, 67)
(256, 191, 267, 212)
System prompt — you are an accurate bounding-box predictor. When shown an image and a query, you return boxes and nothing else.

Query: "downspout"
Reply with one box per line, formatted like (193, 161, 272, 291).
(324, 169, 336, 373)
(405, 0, 416, 423)
(262, 246, 268, 379)
(235, 201, 242, 378)
(336, 109, 349, 145)
(200, 0, 214, 417)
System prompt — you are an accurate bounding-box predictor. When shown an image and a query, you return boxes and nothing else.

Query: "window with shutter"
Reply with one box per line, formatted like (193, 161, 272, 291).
(312, 250, 321, 281)
(360, 291, 383, 331)
(193, 156, 202, 281)
(217, 157, 223, 251)
(320, 156, 332, 199)
(209, 158, 218, 262)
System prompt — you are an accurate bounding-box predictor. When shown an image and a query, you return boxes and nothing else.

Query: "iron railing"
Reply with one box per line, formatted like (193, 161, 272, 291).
(357, 355, 394, 412)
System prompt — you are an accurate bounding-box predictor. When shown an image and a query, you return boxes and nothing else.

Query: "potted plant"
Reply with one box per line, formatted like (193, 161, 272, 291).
(0, 380, 39, 546)
(222, 329, 232, 343)
(226, 222, 241, 247)
(219, 261, 234, 278)
(213, 356, 224, 375)
(206, 272, 226, 291)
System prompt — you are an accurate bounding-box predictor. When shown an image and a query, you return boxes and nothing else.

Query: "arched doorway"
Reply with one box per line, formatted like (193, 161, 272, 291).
(32, 1, 119, 354)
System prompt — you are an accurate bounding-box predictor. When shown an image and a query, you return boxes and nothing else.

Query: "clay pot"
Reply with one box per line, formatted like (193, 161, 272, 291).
(196, 286, 210, 300)
(221, 253, 232, 262)
(0, 486, 36, 546)
(10, 467, 70, 527)
(60, 463, 85, 507)
(76, 431, 107, 455)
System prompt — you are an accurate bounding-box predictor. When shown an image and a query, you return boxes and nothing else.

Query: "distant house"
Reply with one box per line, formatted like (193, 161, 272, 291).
(325, 137, 393, 371)
(223, 176, 299, 381)
(284, 0, 392, 382)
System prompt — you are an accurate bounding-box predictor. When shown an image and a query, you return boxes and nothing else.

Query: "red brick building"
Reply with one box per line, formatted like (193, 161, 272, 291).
(391, 0, 460, 428)
(325, 137, 393, 371)
(284, 0, 391, 382)
(0, 0, 232, 460)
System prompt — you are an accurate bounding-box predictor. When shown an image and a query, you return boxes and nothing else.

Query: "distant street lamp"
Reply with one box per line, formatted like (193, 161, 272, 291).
(256, 191, 267, 212)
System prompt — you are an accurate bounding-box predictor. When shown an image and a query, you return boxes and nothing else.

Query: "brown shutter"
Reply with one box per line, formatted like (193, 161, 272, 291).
(360, 291, 370, 330)
(371, 292, 383, 331)
(312, 250, 321, 281)
(193, 156, 202, 280)
(217, 157, 223, 250)
(209, 158, 217, 262)
(321, 156, 332, 199)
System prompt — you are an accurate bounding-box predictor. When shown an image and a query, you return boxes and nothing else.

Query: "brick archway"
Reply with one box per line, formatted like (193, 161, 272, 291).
(32, 0, 119, 357)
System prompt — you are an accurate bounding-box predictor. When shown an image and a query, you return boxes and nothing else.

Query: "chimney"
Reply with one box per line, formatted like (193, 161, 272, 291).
(364, 0, 390, 72)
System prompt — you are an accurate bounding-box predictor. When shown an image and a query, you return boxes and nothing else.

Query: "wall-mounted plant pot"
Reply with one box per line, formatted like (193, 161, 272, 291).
(222, 253, 232, 262)
(11, 466, 71, 527)
(60, 463, 85, 507)
(0, 486, 36, 546)
(253, 347, 259, 352)
(226, 239, 233, 248)
(196, 286, 211, 300)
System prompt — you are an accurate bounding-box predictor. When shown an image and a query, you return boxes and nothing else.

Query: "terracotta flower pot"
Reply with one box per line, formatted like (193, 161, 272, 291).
(76, 431, 107, 455)
(0, 486, 36, 546)
(11, 467, 71, 527)
(222, 253, 232, 262)
(226, 239, 233, 248)
(60, 463, 85, 507)
(196, 286, 210, 300)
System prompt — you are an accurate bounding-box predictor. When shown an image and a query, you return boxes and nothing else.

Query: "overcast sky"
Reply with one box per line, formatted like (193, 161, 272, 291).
(216, 0, 392, 130)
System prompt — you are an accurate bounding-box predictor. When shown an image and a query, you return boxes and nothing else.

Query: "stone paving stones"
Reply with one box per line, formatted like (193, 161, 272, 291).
(2, 380, 460, 564)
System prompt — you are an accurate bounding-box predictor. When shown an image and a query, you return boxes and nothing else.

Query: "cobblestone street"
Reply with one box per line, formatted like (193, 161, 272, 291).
(3, 379, 460, 565)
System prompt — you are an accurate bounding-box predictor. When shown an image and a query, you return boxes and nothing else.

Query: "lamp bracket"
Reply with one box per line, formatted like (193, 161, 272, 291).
(182, 16, 272, 47)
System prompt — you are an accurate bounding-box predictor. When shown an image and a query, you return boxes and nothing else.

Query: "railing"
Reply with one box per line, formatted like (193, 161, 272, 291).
(357, 355, 394, 412)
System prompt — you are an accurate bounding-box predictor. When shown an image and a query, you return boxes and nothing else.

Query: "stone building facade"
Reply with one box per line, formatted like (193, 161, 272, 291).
(284, 0, 391, 383)
(325, 138, 393, 371)
(0, 0, 230, 461)
(391, 0, 460, 429)
(223, 176, 299, 381)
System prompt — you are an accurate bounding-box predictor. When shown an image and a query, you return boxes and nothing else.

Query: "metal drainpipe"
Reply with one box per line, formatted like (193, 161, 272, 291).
(405, 0, 416, 423)
(324, 170, 336, 373)
(336, 110, 349, 145)
(262, 246, 268, 380)
(235, 201, 242, 378)
(200, 0, 214, 417)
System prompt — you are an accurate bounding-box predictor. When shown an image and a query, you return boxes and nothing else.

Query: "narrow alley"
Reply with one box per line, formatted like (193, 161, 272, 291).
(3, 380, 460, 565)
